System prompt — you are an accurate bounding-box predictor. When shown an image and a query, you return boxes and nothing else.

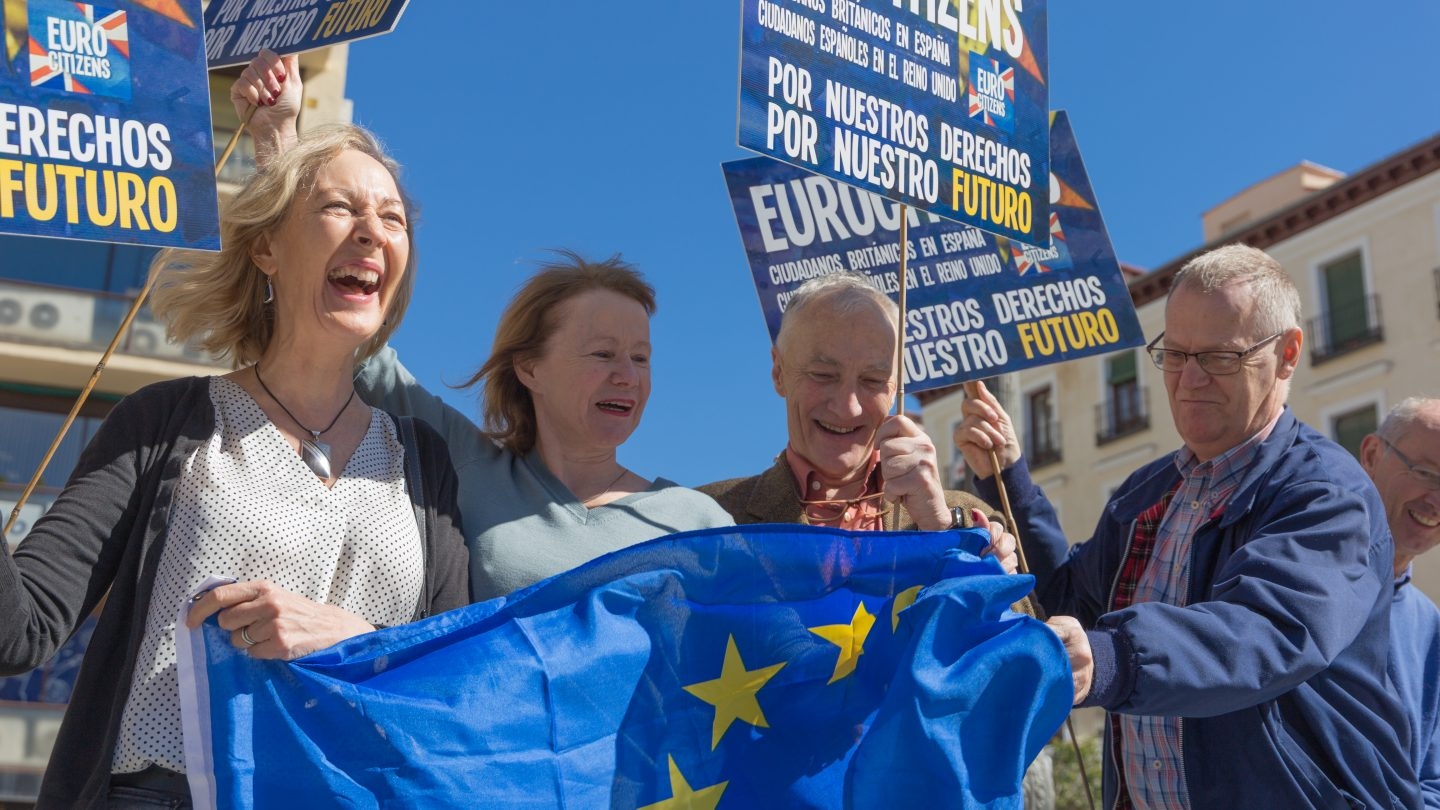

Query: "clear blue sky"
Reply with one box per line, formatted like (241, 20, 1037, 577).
(342, 1, 1440, 488)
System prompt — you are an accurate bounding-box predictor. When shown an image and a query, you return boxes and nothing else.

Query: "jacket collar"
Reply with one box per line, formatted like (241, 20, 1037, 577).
(1106, 407, 1299, 528)
(743, 455, 807, 524)
(1213, 407, 1299, 529)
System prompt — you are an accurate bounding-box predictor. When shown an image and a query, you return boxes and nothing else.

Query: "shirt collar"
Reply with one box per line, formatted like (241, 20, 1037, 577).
(783, 446, 886, 530)
(784, 446, 883, 497)
(1396, 565, 1414, 591)
(1175, 408, 1284, 478)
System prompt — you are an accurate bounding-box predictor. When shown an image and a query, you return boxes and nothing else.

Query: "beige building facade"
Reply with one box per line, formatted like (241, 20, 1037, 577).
(921, 132, 1440, 600)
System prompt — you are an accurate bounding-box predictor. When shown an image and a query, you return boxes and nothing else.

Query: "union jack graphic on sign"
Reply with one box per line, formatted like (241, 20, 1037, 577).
(967, 57, 1015, 134)
(28, 0, 130, 100)
(1010, 212, 1071, 275)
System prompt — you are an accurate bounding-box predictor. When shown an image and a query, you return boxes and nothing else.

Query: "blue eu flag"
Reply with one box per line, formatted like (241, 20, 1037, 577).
(179, 525, 1070, 808)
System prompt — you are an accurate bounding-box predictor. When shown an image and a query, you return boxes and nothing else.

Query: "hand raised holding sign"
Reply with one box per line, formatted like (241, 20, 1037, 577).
(231, 49, 302, 165)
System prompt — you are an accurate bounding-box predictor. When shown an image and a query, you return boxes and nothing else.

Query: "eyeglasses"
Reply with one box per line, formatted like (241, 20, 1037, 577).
(797, 490, 892, 524)
(1145, 332, 1284, 376)
(1380, 437, 1440, 491)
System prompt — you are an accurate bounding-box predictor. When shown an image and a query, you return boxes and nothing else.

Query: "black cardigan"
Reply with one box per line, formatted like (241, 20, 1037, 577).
(0, 376, 469, 808)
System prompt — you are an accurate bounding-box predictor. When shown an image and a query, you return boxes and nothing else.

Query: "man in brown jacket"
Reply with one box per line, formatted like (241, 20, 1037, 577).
(700, 274, 1007, 549)
(701, 272, 1046, 805)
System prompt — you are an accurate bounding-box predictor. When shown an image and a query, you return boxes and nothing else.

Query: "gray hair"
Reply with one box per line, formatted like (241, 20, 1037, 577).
(1171, 244, 1302, 337)
(775, 273, 898, 351)
(1378, 397, 1440, 443)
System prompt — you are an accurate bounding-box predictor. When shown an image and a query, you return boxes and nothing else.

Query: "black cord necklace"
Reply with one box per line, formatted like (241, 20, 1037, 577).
(253, 364, 356, 479)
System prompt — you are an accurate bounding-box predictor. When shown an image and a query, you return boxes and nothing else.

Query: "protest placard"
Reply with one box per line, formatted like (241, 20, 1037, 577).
(738, 0, 1049, 244)
(725, 110, 1144, 393)
(0, 0, 219, 249)
(204, 0, 409, 69)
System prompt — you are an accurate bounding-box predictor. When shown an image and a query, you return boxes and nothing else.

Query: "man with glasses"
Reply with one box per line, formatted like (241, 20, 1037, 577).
(1362, 397, 1440, 807)
(956, 244, 1416, 808)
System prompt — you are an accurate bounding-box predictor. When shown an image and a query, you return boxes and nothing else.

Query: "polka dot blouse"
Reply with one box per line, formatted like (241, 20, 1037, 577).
(112, 376, 423, 775)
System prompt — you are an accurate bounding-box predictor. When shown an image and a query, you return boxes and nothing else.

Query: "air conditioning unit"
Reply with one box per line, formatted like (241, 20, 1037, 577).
(0, 287, 96, 344)
(124, 319, 201, 362)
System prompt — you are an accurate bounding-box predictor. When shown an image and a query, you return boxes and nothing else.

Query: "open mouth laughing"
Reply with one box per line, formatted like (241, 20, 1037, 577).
(597, 399, 635, 415)
(328, 266, 381, 295)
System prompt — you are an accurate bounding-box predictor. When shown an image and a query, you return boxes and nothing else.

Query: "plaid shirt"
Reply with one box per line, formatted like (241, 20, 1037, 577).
(1112, 416, 1278, 810)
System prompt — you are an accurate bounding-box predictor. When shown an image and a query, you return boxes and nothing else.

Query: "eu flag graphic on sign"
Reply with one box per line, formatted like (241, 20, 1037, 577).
(179, 525, 1070, 809)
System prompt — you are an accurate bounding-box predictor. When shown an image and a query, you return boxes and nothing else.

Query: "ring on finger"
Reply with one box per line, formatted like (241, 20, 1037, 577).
(240, 626, 258, 647)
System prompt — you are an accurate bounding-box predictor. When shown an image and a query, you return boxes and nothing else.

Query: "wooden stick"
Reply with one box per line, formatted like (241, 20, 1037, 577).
(895, 205, 909, 405)
(962, 379, 1094, 810)
(214, 104, 259, 180)
(963, 383, 1029, 570)
(4, 105, 259, 541)
(888, 205, 910, 532)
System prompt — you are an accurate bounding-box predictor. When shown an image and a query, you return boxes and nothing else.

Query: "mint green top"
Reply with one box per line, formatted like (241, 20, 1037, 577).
(355, 347, 734, 601)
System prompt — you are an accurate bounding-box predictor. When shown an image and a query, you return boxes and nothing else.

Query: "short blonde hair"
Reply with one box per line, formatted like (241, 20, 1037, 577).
(148, 124, 416, 367)
(460, 250, 656, 455)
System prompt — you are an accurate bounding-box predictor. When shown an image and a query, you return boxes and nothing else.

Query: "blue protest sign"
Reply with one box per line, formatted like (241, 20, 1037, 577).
(724, 110, 1144, 393)
(738, 0, 1049, 244)
(204, 0, 409, 69)
(0, 0, 219, 249)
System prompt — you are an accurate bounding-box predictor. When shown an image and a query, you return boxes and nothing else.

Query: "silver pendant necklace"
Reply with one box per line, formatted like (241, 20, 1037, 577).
(253, 364, 356, 480)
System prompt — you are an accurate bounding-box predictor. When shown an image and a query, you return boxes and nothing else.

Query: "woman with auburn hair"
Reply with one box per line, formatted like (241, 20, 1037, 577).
(356, 250, 733, 600)
(0, 124, 468, 808)
(242, 50, 729, 601)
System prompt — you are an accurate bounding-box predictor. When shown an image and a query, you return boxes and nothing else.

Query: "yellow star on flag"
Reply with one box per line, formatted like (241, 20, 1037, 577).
(638, 756, 728, 810)
(891, 586, 921, 631)
(810, 602, 877, 684)
(682, 635, 786, 750)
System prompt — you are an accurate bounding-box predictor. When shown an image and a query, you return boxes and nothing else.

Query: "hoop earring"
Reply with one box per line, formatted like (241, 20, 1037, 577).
(262, 279, 274, 304)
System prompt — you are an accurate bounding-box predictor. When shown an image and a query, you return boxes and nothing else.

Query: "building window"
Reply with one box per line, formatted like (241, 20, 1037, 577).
(0, 405, 103, 489)
(1332, 404, 1378, 460)
(0, 406, 105, 545)
(1310, 250, 1383, 363)
(1096, 350, 1149, 444)
(0, 236, 157, 295)
(1025, 386, 1062, 467)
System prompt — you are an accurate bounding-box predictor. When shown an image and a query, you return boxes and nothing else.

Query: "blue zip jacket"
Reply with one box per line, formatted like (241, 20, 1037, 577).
(980, 409, 1417, 809)
(1390, 571, 1440, 808)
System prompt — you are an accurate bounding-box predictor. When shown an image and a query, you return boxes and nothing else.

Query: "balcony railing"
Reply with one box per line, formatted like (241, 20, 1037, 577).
(1095, 386, 1150, 445)
(0, 278, 212, 364)
(1307, 294, 1384, 365)
(1026, 420, 1063, 468)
